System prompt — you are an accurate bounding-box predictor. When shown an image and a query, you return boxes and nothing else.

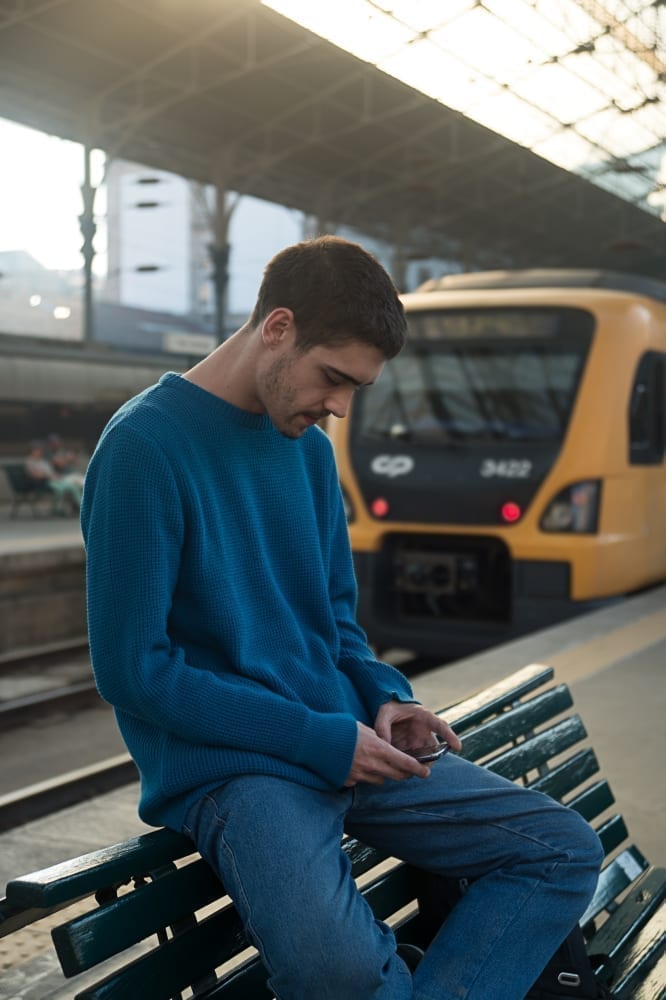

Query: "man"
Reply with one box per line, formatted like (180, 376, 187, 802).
(82, 236, 602, 1000)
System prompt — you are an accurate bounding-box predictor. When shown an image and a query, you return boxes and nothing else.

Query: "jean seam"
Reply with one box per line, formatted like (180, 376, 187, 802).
(399, 807, 576, 863)
(212, 812, 280, 991)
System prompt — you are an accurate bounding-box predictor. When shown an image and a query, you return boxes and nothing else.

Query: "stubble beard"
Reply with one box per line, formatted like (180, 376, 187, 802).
(262, 354, 302, 438)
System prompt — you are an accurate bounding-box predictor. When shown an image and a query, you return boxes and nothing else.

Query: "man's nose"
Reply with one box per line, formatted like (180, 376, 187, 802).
(324, 385, 355, 419)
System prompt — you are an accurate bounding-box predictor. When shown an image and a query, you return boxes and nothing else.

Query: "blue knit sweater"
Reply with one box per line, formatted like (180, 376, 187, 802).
(81, 373, 415, 830)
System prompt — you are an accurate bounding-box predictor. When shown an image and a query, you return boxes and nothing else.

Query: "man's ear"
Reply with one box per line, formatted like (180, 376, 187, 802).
(261, 308, 295, 348)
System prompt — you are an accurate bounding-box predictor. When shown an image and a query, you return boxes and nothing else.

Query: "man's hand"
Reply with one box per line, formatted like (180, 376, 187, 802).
(344, 704, 461, 787)
(375, 701, 462, 758)
(344, 722, 432, 786)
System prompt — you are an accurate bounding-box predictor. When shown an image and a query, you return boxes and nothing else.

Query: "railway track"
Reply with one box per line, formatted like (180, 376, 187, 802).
(0, 678, 103, 730)
(0, 639, 99, 731)
(0, 640, 135, 832)
(0, 753, 137, 834)
(0, 636, 90, 669)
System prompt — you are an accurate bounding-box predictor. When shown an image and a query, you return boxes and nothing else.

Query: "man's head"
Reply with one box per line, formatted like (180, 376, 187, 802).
(249, 235, 406, 360)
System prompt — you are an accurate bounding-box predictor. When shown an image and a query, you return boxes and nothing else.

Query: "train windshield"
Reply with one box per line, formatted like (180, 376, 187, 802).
(356, 308, 594, 444)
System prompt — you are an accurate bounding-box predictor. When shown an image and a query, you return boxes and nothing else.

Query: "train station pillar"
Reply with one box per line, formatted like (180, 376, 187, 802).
(79, 145, 96, 343)
(208, 242, 230, 343)
(209, 166, 239, 343)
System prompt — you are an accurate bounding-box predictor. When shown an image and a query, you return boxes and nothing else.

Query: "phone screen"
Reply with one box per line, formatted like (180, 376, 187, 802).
(405, 740, 450, 763)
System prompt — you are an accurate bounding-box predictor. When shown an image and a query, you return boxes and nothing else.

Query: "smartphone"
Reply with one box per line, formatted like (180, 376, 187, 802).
(405, 739, 450, 763)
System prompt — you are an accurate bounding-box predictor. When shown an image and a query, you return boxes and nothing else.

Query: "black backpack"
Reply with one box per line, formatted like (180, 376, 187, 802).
(413, 871, 614, 999)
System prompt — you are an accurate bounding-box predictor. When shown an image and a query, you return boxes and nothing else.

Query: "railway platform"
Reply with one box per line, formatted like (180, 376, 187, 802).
(0, 512, 82, 555)
(0, 514, 85, 660)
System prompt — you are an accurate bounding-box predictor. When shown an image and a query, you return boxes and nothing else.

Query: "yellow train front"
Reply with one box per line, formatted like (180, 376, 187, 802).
(328, 269, 666, 659)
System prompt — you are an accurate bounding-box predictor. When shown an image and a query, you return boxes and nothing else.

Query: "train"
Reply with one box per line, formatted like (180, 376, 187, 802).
(0, 333, 200, 458)
(327, 268, 666, 659)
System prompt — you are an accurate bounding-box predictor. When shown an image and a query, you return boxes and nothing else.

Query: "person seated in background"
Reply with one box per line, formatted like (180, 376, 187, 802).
(24, 440, 83, 515)
(45, 433, 80, 475)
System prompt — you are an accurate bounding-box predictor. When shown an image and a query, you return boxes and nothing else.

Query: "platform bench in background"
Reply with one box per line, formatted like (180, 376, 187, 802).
(2, 462, 52, 517)
(1, 663, 664, 999)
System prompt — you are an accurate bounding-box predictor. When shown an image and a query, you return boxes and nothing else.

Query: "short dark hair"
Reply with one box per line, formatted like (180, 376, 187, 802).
(249, 235, 406, 359)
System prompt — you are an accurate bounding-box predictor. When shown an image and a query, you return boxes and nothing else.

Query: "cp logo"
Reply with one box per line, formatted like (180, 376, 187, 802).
(370, 454, 415, 478)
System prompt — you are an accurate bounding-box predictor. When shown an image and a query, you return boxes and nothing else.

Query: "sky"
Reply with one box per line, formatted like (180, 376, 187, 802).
(0, 115, 304, 314)
(0, 118, 107, 272)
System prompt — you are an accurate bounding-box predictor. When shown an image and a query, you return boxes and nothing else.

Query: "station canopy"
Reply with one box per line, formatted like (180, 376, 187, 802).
(0, 0, 664, 277)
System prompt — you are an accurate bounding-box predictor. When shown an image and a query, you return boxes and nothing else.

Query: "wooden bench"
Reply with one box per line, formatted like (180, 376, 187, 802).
(2, 462, 52, 516)
(1, 664, 664, 999)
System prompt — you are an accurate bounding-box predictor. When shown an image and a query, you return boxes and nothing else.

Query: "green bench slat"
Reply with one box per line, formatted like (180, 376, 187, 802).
(457, 685, 574, 763)
(581, 846, 650, 926)
(565, 778, 615, 823)
(6, 826, 193, 908)
(626, 954, 666, 1000)
(588, 867, 665, 962)
(606, 902, 665, 998)
(53, 857, 229, 976)
(442, 664, 554, 731)
(485, 716, 587, 782)
(0, 897, 74, 936)
(343, 837, 388, 878)
(73, 902, 255, 1000)
(527, 747, 600, 801)
(363, 864, 416, 922)
(202, 957, 272, 1000)
(596, 815, 630, 858)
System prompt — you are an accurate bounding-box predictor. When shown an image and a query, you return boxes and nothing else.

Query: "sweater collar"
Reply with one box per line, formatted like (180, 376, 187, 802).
(161, 372, 276, 432)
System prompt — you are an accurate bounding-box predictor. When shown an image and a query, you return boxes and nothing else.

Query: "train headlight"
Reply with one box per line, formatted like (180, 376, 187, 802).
(540, 480, 601, 533)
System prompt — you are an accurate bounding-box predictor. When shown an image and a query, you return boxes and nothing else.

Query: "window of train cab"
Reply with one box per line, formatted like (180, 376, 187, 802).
(628, 352, 665, 464)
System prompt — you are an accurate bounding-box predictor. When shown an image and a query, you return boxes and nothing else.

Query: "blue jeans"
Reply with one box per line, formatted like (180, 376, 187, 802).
(183, 755, 603, 1000)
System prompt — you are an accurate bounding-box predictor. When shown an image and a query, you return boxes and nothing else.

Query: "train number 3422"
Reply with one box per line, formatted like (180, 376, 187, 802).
(480, 459, 532, 479)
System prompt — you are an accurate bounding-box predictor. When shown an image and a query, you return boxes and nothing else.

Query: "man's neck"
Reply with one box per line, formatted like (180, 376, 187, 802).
(182, 325, 264, 413)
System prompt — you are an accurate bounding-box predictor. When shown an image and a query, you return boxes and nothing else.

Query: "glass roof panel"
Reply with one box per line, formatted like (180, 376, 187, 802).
(380, 38, 472, 102)
(512, 63, 611, 121)
(533, 130, 607, 172)
(263, 0, 666, 221)
(465, 92, 560, 149)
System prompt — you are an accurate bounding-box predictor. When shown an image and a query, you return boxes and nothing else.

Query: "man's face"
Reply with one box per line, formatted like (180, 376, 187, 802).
(257, 336, 385, 439)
